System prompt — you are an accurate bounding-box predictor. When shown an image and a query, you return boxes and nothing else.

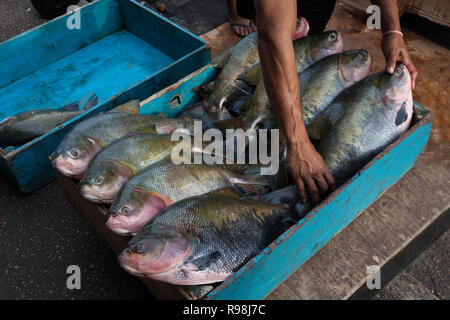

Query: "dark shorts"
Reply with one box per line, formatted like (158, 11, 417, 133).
(237, 0, 337, 34)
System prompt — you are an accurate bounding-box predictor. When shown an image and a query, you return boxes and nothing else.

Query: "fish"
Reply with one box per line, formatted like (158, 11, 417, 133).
(79, 132, 183, 204)
(265, 65, 414, 218)
(0, 94, 98, 147)
(106, 159, 273, 236)
(212, 31, 347, 131)
(51, 100, 196, 178)
(179, 30, 343, 126)
(118, 188, 296, 285)
(200, 32, 260, 114)
(317, 64, 414, 184)
(299, 49, 372, 127)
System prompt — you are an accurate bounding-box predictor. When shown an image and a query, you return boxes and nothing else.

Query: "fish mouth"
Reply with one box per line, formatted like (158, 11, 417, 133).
(106, 193, 170, 235)
(51, 155, 88, 178)
(79, 185, 115, 204)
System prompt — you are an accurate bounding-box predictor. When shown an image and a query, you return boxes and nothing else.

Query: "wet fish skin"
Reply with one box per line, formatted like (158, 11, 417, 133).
(119, 190, 295, 285)
(51, 100, 196, 178)
(299, 49, 372, 127)
(191, 30, 343, 121)
(202, 32, 260, 114)
(212, 31, 345, 131)
(106, 159, 271, 235)
(0, 94, 98, 147)
(319, 64, 414, 184)
(79, 133, 179, 204)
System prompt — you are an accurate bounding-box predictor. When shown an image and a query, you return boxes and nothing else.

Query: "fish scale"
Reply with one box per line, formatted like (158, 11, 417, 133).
(85, 133, 176, 176)
(122, 192, 294, 285)
(319, 65, 413, 184)
(106, 159, 272, 235)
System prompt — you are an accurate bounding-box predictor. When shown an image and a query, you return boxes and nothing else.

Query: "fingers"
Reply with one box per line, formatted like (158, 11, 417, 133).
(386, 53, 397, 74)
(314, 175, 329, 194)
(402, 58, 418, 90)
(304, 175, 320, 203)
(323, 170, 336, 191)
(295, 178, 307, 204)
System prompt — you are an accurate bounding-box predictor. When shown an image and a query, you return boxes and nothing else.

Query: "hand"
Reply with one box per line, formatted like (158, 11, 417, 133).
(287, 141, 335, 203)
(381, 33, 418, 90)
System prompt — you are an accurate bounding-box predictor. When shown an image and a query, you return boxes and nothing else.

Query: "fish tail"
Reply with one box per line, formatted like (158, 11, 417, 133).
(82, 94, 99, 110)
(262, 184, 311, 219)
(229, 174, 272, 187)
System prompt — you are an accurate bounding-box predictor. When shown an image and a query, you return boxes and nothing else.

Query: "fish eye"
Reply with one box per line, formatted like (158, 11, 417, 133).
(329, 33, 337, 41)
(395, 67, 403, 76)
(93, 175, 104, 185)
(121, 206, 130, 215)
(131, 243, 145, 254)
(360, 50, 367, 59)
(69, 149, 79, 158)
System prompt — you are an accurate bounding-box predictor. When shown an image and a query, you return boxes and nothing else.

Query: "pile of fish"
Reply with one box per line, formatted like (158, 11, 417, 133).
(52, 30, 413, 286)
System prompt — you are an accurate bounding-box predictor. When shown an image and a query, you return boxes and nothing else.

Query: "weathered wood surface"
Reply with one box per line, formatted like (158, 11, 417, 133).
(267, 148, 449, 299)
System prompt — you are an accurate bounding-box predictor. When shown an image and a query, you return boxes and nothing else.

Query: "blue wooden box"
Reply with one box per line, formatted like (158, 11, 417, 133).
(139, 64, 433, 299)
(0, 0, 210, 193)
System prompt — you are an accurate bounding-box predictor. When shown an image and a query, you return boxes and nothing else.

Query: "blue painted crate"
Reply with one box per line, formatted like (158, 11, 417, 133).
(140, 64, 433, 300)
(0, 0, 210, 193)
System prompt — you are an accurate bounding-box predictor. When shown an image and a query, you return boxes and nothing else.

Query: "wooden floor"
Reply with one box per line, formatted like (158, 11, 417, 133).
(199, 4, 449, 299)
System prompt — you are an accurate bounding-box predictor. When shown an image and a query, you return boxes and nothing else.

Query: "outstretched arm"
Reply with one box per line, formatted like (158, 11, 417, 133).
(254, 0, 335, 203)
(372, 0, 418, 89)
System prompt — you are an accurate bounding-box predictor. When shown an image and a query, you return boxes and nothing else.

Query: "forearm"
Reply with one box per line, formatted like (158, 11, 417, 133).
(255, 0, 309, 148)
(371, 0, 401, 32)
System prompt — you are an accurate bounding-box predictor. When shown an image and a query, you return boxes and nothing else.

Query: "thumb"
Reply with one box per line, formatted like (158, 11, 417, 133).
(386, 55, 397, 74)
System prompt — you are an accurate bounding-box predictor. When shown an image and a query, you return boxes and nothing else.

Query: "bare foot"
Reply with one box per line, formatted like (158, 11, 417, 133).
(228, 14, 257, 37)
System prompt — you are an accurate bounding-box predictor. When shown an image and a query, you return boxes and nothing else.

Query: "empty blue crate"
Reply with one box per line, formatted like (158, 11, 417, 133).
(0, 0, 210, 192)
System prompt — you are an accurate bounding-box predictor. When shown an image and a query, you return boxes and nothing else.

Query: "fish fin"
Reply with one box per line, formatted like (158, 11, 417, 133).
(115, 100, 141, 114)
(395, 101, 408, 126)
(81, 94, 98, 110)
(192, 80, 215, 99)
(262, 184, 298, 205)
(190, 251, 221, 271)
(306, 114, 324, 141)
(212, 117, 244, 131)
(238, 99, 251, 113)
(134, 125, 158, 135)
(60, 102, 80, 112)
(239, 63, 263, 85)
(262, 184, 312, 219)
(271, 158, 290, 190)
(229, 174, 273, 187)
(212, 48, 232, 68)
(208, 187, 242, 199)
(156, 112, 168, 118)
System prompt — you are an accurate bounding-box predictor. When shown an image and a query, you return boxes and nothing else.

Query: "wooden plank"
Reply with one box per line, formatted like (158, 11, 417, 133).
(267, 144, 449, 299)
(200, 22, 241, 60)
